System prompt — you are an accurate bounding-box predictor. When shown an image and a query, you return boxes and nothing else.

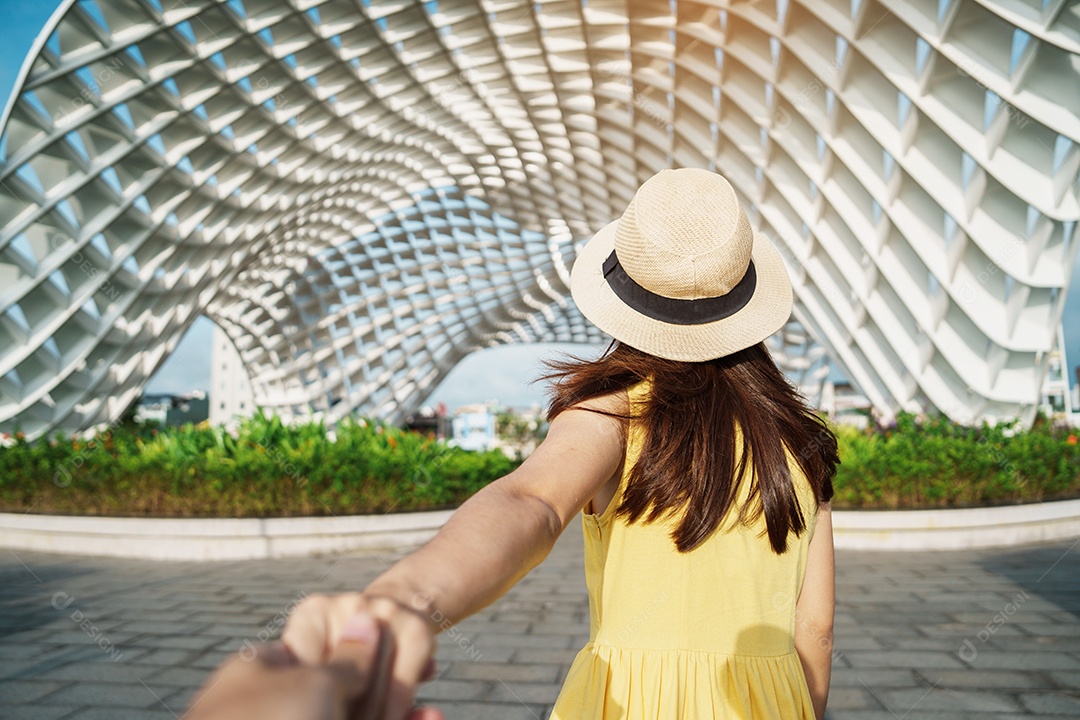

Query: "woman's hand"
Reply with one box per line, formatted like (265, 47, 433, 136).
(281, 592, 438, 720)
(186, 611, 442, 720)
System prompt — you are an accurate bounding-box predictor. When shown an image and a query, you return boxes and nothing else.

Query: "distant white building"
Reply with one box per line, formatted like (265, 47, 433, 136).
(451, 406, 497, 452)
(135, 391, 209, 427)
(210, 326, 256, 429)
(1041, 324, 1077, 424)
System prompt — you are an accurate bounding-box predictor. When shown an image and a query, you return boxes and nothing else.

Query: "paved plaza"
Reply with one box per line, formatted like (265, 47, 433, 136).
(1, 527, 1078, 719)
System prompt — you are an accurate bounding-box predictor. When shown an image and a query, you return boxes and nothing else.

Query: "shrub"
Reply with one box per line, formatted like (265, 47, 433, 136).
(2, 411, 1077, 516)
(831, 413, 1080, 509)
(0, 412, 516, 517)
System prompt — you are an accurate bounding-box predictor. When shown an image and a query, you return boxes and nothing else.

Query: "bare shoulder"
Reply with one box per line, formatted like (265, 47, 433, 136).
(542, 386, 631, 457)
(556, 387, 631, 441)
(567, 387, 631, 416)
(506, 387, 631, 528)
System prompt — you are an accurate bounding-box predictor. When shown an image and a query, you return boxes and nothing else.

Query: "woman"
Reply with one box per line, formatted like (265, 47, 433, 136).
(236, 168, 838, 719)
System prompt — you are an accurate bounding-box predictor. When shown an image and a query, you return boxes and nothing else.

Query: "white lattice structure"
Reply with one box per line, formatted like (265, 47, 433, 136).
(1, 0, 1077, 438)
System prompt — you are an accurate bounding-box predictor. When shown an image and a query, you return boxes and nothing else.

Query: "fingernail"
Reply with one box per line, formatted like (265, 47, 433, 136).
(339, 612, 378, 644)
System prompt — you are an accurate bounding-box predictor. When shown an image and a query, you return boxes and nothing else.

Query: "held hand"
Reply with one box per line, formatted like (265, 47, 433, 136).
(185, 612, 441, 720)
(282, 592, 439, 720)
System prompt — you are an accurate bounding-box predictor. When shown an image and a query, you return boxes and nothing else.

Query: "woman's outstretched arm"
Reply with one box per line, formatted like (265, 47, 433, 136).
(794, 502, 835, 720)
(365, 397, 625, 624)
(281, 395, 626, 720)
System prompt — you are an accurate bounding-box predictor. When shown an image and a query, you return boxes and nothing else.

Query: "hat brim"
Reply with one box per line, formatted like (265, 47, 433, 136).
(570, 219, 793, 362)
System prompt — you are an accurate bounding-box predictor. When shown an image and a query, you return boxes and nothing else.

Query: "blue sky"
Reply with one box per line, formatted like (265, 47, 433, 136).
(2, 0, 1077, 409)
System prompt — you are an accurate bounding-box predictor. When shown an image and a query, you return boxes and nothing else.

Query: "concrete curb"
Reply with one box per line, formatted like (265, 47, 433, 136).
(0, 509, 455, 560)
(2, 499, 1079, 559)
(831, 498, 1080, 550)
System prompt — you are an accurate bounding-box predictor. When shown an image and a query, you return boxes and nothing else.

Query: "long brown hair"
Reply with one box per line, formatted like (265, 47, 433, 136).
(544, 342, 837, 554)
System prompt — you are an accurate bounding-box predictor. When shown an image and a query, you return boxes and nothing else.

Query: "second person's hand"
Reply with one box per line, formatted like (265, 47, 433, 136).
(282, 591, 438, 720)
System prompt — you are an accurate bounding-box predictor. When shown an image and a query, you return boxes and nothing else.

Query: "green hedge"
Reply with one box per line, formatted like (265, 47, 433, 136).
(832, 413, 1080, 509)
(0, 413, 516, 517)
(1, 411, 1077, 516)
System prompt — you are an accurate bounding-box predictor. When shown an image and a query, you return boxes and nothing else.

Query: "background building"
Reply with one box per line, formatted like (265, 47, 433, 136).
(1, 0, 1077, 439)
(134, 390, 209, 427)
(450, 405, 498, 453)
(209, 324, 256, 428)
(1041, 324, 1078, 424)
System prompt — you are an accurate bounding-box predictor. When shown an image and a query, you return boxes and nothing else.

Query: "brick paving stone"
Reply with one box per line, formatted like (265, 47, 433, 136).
(125, 634, 222, 651)
(466, 621, 533, 635)
(37, 662, 144, 683)
(830, 669, 922, 688)
(967, 652, 1080, 670)
(924, 670, 1052, 689)
(985, 636, 1080, 652)
(0, 642, 74, 661)
(437, 642, 514, 664)
(875, 687, 1026, 713)
(415, 678, 491, 702)
(843, 650, 969, 669)
(473, 632, 574, 649)
(187, 649, 235, 670)
(37, 680, 174, 708)
(828, 712, 1011, 720)
(0, 704, 79, 720)
(513, 647, 581, 665)
(838, 623, 925, 637)
(62, 708, 180, 720)
(112, 620, 209, 635)
(1, 528, 1077, 718)
(917, 622, 1027, 637)
(823, 687, 883, 711)
(489, 679, 564, 704)
(527, 621, 591, 636)
(1044, 671, 1080, 690)
(1018, 692, 1080, 714)
(445, 661, 563, 684)
(162, 683, 200, 712)
(434, 701, 549, 719)
(833, 635, 886, 651)
(123, 648, 201, 666)
(1015, 623, 1080, 636)
(0, 679, 69, 703)
(142, 666, 217, 686)
(887, 636, 978, 651)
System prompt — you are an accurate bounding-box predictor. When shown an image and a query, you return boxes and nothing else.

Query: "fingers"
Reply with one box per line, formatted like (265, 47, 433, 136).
(367, 597, 437, 720)
(280, 592, 439, 720)
(282, 593, 364, 664)
(332, 613, 391, 719)
(281, 593, 338, 664)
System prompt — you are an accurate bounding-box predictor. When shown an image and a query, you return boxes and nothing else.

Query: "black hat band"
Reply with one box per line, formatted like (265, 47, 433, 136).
(601, 250, 757, 326)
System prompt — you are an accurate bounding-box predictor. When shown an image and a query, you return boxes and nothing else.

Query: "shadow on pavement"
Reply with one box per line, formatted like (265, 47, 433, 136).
(977, 537, 1080, 619)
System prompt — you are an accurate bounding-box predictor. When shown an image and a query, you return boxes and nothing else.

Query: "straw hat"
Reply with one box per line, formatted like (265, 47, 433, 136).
(571, 168, 792, 362)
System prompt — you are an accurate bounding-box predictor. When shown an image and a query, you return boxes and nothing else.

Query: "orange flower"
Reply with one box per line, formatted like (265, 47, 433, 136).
(1068, 434, 1078, 446)
(387, 436, 397, 449)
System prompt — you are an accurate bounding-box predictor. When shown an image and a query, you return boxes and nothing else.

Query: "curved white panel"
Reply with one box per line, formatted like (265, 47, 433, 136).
(1, 0, 1077, 437)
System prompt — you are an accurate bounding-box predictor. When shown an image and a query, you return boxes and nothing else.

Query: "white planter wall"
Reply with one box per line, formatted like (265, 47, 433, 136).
(2, 500, 1079, 560)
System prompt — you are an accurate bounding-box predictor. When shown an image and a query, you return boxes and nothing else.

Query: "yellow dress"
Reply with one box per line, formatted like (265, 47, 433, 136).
(550, 379, 820, 719)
